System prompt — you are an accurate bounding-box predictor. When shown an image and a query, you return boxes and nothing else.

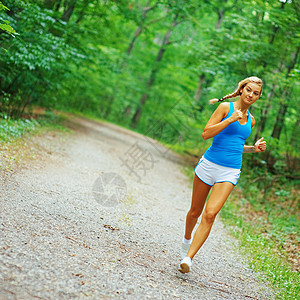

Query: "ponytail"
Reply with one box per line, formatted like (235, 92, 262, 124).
(209, 76, 263, 105)
(209, 90, 240, 105)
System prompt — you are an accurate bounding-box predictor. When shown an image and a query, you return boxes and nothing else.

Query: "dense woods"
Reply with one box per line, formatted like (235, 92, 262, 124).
(1, 0, 299, 178)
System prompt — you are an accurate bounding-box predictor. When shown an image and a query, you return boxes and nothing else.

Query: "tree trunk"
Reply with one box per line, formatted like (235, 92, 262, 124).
(131, 94, 148, 128)
(126, 1, 151, 55)
(286, 117, 300, 173)
(216, 9, 225, 29)
(194, 74, 210, 113)
(75, 0, 90, 24)
(104, 96, 114, 118)
(54, 0, 62, 11)
(271, 102, 288, 140)
(44, 0, 56, 10)
(126, 26, 143, 55)
(131, 15, 178, 128)
(106, 1, 158, 117)
(194, 74, 205, 102)
(290, 118, 300, 149)
(61, 0, 76, 22)
(267, 0, 286, 44)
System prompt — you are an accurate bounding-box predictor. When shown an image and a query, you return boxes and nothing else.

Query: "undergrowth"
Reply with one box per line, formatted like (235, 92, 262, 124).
(221, 195, 299, 299)
(0, 111, 68, 171)
(0, 111, 67, 143)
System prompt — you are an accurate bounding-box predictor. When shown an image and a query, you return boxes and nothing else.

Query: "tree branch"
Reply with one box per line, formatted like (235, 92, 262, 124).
(144, 15, 168, 28)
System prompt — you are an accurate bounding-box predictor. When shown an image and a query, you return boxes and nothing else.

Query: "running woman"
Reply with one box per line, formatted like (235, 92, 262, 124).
(179, 76, 267, 273)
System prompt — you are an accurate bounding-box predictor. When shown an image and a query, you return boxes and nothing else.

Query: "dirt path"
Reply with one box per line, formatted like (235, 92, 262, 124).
(0, 117, 274, 299)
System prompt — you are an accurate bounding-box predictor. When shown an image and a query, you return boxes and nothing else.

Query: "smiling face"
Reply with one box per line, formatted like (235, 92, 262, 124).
(240, 82, 262, 105)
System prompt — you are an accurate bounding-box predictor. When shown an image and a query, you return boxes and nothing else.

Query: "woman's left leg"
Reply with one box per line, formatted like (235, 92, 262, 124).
(186, 181, 235, 260)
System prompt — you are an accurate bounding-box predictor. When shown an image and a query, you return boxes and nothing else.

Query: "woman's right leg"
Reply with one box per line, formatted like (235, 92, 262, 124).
(179, 182, 234, 273)
(186, 181, 235, 260)
(184, 174, 211, 240)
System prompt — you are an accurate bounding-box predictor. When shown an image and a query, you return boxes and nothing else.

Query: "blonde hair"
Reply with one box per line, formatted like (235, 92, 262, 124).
(209, 76, 263, 104)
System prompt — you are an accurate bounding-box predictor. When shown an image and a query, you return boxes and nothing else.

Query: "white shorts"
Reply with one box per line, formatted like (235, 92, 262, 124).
(194, 156, 241, 186)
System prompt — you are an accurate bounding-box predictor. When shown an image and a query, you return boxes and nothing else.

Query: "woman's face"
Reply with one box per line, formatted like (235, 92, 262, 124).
(240, 82, 262, 105)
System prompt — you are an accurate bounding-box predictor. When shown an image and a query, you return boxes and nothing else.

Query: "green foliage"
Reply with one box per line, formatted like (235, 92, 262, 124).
(2, 1, 299, 163)
(0, 115, 39, 142)
(0, 1, 85, 117)
(0, 1, 17, 51)
(0, 111, 66, 142)
(0, 22, 15, 35)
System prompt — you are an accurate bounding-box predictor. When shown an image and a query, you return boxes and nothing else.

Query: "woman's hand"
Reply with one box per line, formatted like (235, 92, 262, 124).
(202, 102, 232, 140)
(229, 109, 243, 122)
(254, 137, 266, 152)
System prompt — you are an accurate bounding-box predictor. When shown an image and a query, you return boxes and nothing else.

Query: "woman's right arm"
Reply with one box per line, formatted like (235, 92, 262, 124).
(202, 102, 242, 140)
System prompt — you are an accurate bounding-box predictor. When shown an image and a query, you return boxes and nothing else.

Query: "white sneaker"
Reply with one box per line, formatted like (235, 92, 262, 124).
(181, 242, 191, 260)
(179, 256, 192, 273)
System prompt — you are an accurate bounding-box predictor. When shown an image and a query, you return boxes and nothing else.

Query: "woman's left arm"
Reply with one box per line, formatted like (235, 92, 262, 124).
(243, 115, 267, 153)
(243, 137, 267, 153)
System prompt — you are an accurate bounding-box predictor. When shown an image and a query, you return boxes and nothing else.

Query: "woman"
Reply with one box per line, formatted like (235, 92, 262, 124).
(179, 76, 267, 273)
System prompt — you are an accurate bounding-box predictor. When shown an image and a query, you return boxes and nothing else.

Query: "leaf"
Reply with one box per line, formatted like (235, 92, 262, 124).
(0, 23, 16, 34)
(0, 3, 9, 12)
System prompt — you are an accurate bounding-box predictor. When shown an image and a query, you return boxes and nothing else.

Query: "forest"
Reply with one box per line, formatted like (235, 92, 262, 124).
(0, 0, 299, 297)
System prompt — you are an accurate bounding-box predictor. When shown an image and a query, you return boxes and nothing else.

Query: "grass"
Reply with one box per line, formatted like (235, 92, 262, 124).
(221, 189, 299, 299)
(0, 111, 67, 143)
(0, 111, 69, 171)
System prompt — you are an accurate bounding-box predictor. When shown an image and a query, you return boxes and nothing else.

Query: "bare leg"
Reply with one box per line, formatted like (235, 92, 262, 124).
(186, 182, 235, 259)
(184, 175, 211, 240)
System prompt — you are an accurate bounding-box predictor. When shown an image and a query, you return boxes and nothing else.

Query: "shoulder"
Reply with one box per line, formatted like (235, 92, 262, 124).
(250, 114, 255, 127)
(215, 102, 230, 117)
(206, 102, 231, 124)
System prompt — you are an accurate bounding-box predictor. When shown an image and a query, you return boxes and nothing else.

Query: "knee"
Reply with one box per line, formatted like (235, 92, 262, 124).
(202, 209, 217, 224)
(188, 208, 202, 219)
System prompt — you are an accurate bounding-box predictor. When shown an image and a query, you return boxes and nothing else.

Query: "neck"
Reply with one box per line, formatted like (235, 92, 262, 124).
(235, 98, 249, 113)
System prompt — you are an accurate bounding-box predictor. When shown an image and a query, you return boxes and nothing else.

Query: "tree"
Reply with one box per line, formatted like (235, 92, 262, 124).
(131, 0, 203, 127)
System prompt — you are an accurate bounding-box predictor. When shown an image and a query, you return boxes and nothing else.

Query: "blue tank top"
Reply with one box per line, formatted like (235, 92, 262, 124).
(204, 102, 251, 169)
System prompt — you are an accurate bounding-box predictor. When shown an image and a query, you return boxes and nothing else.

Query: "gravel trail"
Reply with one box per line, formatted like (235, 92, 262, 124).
(0, 117, 275, 299)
